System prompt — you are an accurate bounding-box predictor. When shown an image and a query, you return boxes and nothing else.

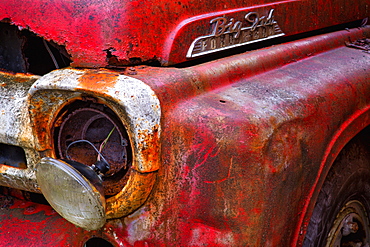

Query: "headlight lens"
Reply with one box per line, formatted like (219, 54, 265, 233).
(36, 157, 106, 230)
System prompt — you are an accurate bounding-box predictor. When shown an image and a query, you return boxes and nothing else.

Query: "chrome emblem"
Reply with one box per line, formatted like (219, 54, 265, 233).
(187, 9, 285, 58)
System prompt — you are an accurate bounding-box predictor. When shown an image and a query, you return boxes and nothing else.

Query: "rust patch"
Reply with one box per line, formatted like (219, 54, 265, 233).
(29, 93, 65, 150)
(137, 125, 160, 169)
(77, 70, 118, 93)
(106, 170, 157, 219)
(53, 101, 132, 196)
(0, 164, 10, 173)
(0, 71, 39, 86)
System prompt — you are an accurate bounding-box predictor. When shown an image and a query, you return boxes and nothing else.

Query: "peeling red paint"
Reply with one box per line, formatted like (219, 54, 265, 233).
(0, 0, 368, 67)
(147, 28, 370, 245)
(0, 198, 84, 247)
(0, 15, 369, 247)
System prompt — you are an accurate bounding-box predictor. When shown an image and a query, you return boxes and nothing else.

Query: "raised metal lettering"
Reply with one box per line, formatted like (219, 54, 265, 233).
(187, 9, 285, 58)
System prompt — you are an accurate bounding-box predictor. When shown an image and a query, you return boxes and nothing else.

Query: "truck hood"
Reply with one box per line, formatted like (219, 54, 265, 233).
(0, 0, 368, 67)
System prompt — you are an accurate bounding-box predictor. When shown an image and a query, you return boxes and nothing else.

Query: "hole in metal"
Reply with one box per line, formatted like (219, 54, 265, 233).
(0, 21, 71, 75)
(0, 143, 27, 168)
(53, 99, 132, 196)
(84, 237, 114, 247)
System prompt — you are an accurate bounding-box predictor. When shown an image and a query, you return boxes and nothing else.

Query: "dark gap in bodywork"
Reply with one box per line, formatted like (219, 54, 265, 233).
(0, 22, 71, 75)
(0, 143, 27, 168)
(84, 237, 114, 247)
(53, 99, 133, 196)
(0, 186, 50, 206)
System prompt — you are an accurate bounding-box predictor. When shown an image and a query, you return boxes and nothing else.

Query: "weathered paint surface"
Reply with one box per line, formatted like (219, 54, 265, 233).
(0, 195, 129, 247)
(0, 0, 368, 66)
(0, 72, 41, 192)
(137, 27, 370, 246)
(0, 26, 369, 246)
(0, 72, 39, 148)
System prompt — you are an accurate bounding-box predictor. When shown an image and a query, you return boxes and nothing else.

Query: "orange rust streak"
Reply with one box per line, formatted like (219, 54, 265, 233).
(137, 125, 160, 171)
(77, 70, 118, 93)
(106, 170, 157, 219)
(0, 71, 39, 81)
(0, 165, 10, 173)
(30, 93, 66, 150)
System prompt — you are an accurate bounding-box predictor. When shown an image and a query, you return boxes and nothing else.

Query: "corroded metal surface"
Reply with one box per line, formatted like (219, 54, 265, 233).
(0, 72, 41, 192)
(56, 107, 130, 177)
(0, 26, 369, 246)
(144, 40, 370, 246)
(0, 69, 162, 218)
(0, 0, 368, 66)
(28, 69, 161, 218)
(0, 72, 39, 148)
(55, 104, 132, 195)
(105, 170, 157, 219)
(28, 69, 161, 173)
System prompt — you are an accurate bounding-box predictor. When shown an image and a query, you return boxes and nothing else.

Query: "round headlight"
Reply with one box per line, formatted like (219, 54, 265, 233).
(36, 157, 106, 230)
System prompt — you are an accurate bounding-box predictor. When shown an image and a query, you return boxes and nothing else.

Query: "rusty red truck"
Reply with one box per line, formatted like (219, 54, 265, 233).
(0, 0, 369, 246)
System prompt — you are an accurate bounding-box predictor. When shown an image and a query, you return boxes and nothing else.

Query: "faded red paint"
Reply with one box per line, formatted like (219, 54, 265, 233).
(0, 194, 137, 247)
(0, 197, 85, 247)
(0, 0, 368, 67)
(130, 27, 370, 245)
(5, 26, 367, 246)
(295, 105, 370, 246)
(0, 0, 369, 245)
